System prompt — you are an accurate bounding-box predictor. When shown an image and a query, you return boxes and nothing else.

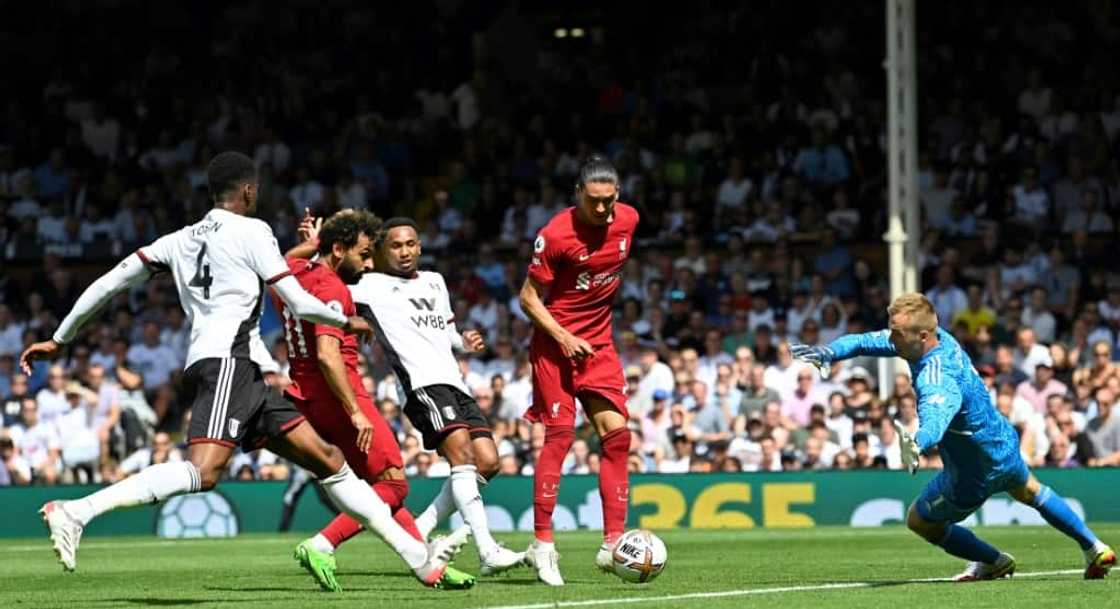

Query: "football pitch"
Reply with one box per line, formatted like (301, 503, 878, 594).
(1, 526, 1116, 609)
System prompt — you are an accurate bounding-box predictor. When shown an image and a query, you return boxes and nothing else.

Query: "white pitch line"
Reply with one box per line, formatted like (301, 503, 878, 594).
(479, 569, 1085, 609)
(6, 537, 292, 552)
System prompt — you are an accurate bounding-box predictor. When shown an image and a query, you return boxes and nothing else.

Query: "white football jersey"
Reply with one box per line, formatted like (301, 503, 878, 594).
(138, 208, 290, 369)
(350, 270, 467, 395)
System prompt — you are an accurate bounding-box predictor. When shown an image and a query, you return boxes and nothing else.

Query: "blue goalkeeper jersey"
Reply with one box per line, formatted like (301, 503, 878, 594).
(828, 328, 1022, 486)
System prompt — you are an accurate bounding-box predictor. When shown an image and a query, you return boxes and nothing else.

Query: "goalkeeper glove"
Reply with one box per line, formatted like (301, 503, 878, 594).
(790, 343, 835, 375)
(893, 419, 920, 474)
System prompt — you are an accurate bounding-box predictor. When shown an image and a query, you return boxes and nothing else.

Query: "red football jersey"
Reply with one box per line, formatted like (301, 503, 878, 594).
(270, 258, 364, 402)
(527, 203, 639, 346)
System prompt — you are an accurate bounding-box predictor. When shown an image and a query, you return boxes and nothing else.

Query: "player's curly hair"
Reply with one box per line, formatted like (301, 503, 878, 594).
(206, 151, 257, 204)
(373, 217, 420, 249)
(317, 209, 382, 256)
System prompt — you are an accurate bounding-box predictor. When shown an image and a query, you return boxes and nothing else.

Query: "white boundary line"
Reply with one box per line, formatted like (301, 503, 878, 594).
(477, 570, 1085, 609)
(6, 537, 291, 552)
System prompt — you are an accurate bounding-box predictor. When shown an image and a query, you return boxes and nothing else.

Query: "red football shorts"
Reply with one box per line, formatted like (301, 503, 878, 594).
(293, 392, 404, 480)
(527, 334, 628, 428)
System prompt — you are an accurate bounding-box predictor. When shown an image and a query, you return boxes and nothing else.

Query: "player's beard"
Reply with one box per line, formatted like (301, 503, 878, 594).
(337, 261, 362, 284)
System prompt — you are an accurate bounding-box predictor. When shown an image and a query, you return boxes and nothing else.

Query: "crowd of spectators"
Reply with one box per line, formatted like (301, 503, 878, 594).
(3, 1, 1120, 486)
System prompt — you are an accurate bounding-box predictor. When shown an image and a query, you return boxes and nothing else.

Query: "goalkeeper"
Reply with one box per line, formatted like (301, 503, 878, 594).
(791, 293, 1114, 581)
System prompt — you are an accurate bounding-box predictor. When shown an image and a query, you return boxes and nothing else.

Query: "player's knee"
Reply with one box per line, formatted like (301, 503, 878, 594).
(442, 432, 476, 466)
(197, 465, 223, 491)
(906, 505, 943, 542)
(544, 426, 576, 452)
(322, 443, 345, 469)
(475, 452, 499, 479)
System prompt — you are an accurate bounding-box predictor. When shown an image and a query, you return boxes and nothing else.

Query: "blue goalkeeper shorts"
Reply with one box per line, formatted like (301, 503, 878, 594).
(915, 457, 1030, 523)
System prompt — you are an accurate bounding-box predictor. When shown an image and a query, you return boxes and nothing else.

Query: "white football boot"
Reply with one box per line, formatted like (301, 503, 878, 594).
(952, 552, 1016, 582)
(479, 544, 526, 576)
(40, 501, 83, 572)
(526, 539, 564, 586)
(595, 543, 614, 574)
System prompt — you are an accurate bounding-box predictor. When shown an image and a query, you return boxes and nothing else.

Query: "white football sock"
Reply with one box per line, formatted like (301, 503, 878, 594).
(66, 461, 201, 526)
(310, 533, 335, 554)
(415, 477, 456, 539)
(319, 463, 427, 569)
(451, 464, 498, 555)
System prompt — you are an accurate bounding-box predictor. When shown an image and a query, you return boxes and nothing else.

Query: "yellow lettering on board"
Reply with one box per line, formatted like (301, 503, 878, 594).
(763, 483, 815, 528)
(631, 483, 687, 528)
(690, 483, 754, 528)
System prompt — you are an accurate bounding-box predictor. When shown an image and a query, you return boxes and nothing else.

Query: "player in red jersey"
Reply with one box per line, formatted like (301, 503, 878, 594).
(519, 156, 639, 585)
(271, 210, 475, 592)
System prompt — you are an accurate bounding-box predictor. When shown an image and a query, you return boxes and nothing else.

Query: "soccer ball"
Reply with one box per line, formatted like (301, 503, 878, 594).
(610, 529, 667, 584)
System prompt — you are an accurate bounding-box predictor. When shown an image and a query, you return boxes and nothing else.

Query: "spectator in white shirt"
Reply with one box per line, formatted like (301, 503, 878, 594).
(80, 103, 121, 161)
(335, 169, 367, 210)
(1061, 189, 1113, 235)
(117, 431, 182, 479)
(289, 167, 325, 215)
(84, 364, 121, 461)
(715, 157, 753, 221)
(10, 399, 61, 484)
(1011, 166, 1050, 226)
(253, 127, 292, 174)
(0, 305, 25, 357)
(457, 355, 488, 392)
(1021, 287, 1057, 344)
(126, 322, 180, 391)
(78, 204, 115, 244)
(485, 338, 516, 381)
(55, 382, 102, 480)
(1, 434, 32, 486)
(35, 365, 71, 425)
(926, 265, 968, 328)
(467, 290, 500, 341)
(1013, 327, 1052, 378)
(1017, 68, 1052, 120)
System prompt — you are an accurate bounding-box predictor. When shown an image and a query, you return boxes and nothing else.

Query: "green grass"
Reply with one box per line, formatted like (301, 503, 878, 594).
(0, 526, 1116, 609)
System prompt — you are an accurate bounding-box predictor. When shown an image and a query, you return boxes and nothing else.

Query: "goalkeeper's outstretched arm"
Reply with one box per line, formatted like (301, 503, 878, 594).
(826, 329, 899, 360)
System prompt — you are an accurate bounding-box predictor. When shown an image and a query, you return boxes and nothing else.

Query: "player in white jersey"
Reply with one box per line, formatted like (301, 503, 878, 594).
(20, 152, 469, 588)
(292, 215, 524, 574)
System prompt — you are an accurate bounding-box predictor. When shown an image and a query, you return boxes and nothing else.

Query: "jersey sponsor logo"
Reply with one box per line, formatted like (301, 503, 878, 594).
(409, 297, 436, 311)
(411, 313, 447, 330)
(534, 235, 546, 253)
(575, 270, 623, 291)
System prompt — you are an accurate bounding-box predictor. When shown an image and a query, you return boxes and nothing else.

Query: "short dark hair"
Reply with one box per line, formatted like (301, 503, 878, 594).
(375, 217, 420, 248)
(206, 151, 257, 204)
(317, 210, 381, 256)
(576, 155, 619, 191)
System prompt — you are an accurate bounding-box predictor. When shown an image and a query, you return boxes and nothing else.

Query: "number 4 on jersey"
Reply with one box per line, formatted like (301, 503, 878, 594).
(189, 244, 214, 299)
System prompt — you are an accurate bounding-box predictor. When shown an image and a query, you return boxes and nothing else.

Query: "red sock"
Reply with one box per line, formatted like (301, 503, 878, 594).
(393, 507, 423, 541)
(373, 478, 423, 541)
(598, 427, 631, 546)
(533, 427, 574, 543)
(320, 513, 363, 548)
(320, 478, 416, 548)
